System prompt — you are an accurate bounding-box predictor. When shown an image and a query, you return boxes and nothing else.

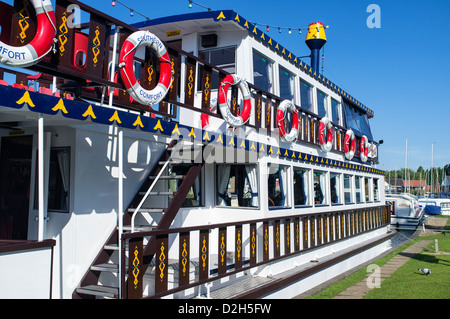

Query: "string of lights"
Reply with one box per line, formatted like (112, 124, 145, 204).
(188, 0, 329, 35)
(111, 0, 329, 36)
(111, 0, 150, 20)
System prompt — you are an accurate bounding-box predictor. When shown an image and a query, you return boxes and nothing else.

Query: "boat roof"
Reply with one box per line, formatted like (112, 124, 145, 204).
(132, 10, 374, 118)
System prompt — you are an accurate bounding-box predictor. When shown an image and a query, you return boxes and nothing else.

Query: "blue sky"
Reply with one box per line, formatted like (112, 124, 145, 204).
(84, 0, 449, 172)
(9, 0, 450, 171)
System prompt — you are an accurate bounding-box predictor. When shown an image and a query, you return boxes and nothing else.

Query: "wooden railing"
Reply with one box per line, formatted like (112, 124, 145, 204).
(121, 204, 390, 299)
(0, 0, 377, 163)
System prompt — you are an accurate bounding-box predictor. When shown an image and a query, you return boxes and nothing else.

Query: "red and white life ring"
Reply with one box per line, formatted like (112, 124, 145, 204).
(0, 0, 56, 67)
(319, 117, 333, 152)
(344, 129, 356, 160)
(119, 31, 172, 106)
(277, 100, 299, 143)
(218, 74, 252, 127)
(360, 135, 369, 162)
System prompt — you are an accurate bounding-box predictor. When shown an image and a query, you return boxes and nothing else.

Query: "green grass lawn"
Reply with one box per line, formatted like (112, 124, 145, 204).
(309, 216, 450, 299)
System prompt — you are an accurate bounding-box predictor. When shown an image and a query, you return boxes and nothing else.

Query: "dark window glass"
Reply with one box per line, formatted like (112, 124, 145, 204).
(300, 80, 313, 112)
(253, 51, 273, 93)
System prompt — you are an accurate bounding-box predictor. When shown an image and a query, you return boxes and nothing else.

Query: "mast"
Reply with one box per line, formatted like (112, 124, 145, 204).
(431, 143, 434, 195)
(405, 138, 408, 193)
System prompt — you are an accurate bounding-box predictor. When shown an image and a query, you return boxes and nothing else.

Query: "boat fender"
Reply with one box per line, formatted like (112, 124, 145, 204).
(360, 135, 369, 162)
(319, 116, 333, 152)
(276, 100, 299, 143)
(218, 74, 252, 127)
(0, 0, 56, 67)
(344, 129, 356, 160)
(119, 31, 172, 106)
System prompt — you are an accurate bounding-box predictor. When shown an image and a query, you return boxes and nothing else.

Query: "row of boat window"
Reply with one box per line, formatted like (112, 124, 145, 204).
(184, 163, 380, 209)
(197, 46, 373, 140)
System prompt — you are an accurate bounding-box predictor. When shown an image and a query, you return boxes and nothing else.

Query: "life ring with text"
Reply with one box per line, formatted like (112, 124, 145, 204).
(119, 31, 172, 106)
(360, 135, 369, 162)
(344, 129, 356, 160)
(319, 117, 333, 152)
(0, 0, 56, 67)
(218, 74, 252, 127)
(276, 100, 299, 143)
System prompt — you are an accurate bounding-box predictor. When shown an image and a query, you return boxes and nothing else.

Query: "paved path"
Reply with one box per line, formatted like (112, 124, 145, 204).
(333, 240, 431, 299)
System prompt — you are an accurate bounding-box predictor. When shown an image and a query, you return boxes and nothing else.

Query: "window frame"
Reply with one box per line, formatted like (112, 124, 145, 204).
(344, 174, 354, 205)
(330, 172, 343, 206)
(34, 147, 71, 213)
(252, 50, 274, 93)
(313, 170, 328, 206)
(355, 175, 363, 204)
(299, 79, 313, 112)
(316, 89, 328, 118)
(197, 45, 237, 92)
(293, 167, 312, 208)
(215, 163, 259, 209)
(268, 163, 291, 209)
(331, 98, 341, 126)
(278, 65, 296, 102)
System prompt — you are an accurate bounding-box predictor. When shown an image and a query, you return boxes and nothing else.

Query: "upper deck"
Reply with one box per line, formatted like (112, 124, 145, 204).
(0, 2, 379, 169)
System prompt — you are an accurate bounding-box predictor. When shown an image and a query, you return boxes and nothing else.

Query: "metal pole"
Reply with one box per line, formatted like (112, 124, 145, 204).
(118, 127, 123, 298)
(109, 24, 124, 298)
(38, 114, 44, 241)
(109, 26, 121, 108)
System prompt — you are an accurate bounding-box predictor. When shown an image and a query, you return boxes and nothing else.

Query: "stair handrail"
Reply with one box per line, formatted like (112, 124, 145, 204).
(130, 141, 184, 233)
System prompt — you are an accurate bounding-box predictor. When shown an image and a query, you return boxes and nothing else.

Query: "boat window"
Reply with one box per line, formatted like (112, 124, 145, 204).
(317, 90, 327, 118)
(294, 168, 310, 206)
(216, 164, 259, 208)
(365, 177, 371, 202)
(300, 79, 313, 112)
(34, 148, 71, 213)
(313, 170, 328, 205)
(331, 99, 340, 125)
(253, 50, 273, 93)
(344, 174, 353, 204)
(198, 46, 236, 90)
(342, 99, 373, 140)
(279, 66, 295, 101)
(268, 164, 289, 208)
(169, 165, 203, 207)
(373, 178, 379, 201)
(330, 172, 341, 204)
(355, 176, 363, 203)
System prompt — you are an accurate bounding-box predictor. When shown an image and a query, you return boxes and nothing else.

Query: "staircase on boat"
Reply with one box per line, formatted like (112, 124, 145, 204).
(74, 140, 204, 299)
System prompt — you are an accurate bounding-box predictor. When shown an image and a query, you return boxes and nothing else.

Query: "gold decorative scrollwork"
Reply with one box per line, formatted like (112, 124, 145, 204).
(276, 224, 280, 250)
(204, 74, 210, 103)
(264, 227, 268, 254)
(132, 246, 140, 289)
(92, 27, 101, 65)
(257, 98, 261, 121)
(18, 0, 31, 44)
(236, 230, 242, 260)
(170, 57, 175, 90)
(58, 13, 69, 56)
(147, 65, 154, 85)
(220, 233, 225, 264)
(286, 223, 290, 250)
(187, 68, 194, 98)
(158, 242, 166, 281)
(251, 228, 256, 256)
(201, 236, 207, 270)
(181, 239, 188, 276)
